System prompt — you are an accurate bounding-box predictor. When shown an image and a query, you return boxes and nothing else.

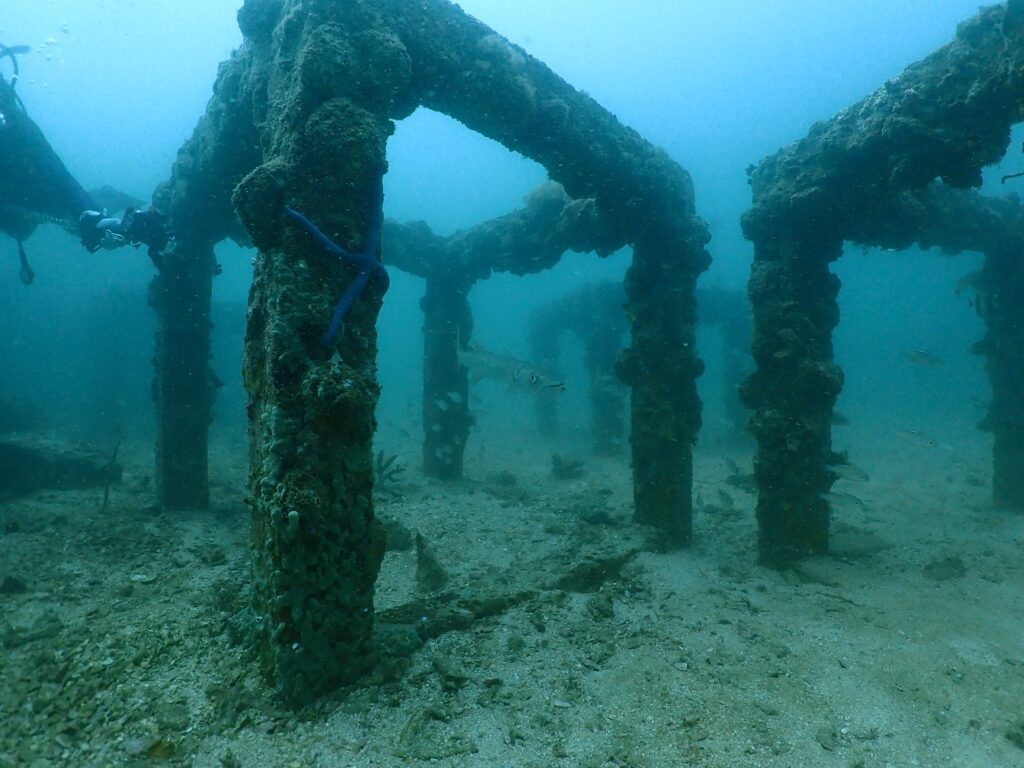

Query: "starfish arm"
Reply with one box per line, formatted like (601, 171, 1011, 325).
(285, 177, 389, 347)
(285, 206, 352, 261)
(322, 268, 373, 346)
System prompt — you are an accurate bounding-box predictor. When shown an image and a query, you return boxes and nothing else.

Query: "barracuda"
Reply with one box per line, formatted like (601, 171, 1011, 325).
(458, 345, 565, 393)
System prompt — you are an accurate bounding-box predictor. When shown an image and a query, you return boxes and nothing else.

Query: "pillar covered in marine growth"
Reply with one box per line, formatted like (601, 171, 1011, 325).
(619, 228, 709, 548)
(229, 2, 414, 705)
(149, 243, 218, 509)
(421, 275, 473, 479)
(153, 46, 261, 510)
(976, 247, 1024, 509)
(740, 234, 843, 565)
(742, 1, 1024, 564)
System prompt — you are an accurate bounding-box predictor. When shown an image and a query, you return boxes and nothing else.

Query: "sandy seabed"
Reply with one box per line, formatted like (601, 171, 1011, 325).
(1, 416, 1023, 768)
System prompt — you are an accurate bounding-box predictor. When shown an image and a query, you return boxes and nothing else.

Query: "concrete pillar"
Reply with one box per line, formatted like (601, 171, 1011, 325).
(421, 275, 473, 479)
(149, 242, 217, 509)
(742, 237, 844, 566)
(976, 247, 1024, 509)
(236, 97, 394, 705)
(620, 235, 706, 548)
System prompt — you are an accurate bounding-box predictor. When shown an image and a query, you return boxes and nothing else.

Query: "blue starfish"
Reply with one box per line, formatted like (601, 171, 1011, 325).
(285, 176, 389, 346)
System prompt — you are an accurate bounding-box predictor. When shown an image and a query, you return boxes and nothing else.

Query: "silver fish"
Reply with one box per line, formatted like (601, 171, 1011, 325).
(897, 428, 939, 449)
(829, 463, 869, 482)
(820, 490, 865, 511)
(458, 345, 565, 393)
(954, 270, 981, 298)
(901, 348, 943, 367)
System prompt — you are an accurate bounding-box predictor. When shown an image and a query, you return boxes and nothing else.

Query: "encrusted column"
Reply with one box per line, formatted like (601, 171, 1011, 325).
(976, 247, 1024, 509)
(149, 242, 218, 509)
(229, 4, 415, 705)
(421, 275, 473, 479)
(153, 46, 258, 512)
(741, 237, 843, 566)
(238, 135, 388, 705)
(620, 230, 708, 548)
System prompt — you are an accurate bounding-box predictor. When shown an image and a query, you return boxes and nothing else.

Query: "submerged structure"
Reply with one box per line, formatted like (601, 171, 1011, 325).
(0, 58, 96, 284)
(380, 182, 620, 475)
(158, 0, 710, 703)
(526, 279, 750, 453)
(743, 2, 1024, 566)
(384, 195, 750, 463)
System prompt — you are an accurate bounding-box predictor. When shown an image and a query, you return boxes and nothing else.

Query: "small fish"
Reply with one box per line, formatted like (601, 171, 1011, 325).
(897, 428, 952, 450)
(820, 490, 865, 510)
(458, 344, 565, 394)
(954, 270, 981, 298)
(828, 463, 869, 482)
(447, 391, 464, 405)
(901, 349, 943, 367)
(831, 411, 850, 427)
(897, 428, 937, 448)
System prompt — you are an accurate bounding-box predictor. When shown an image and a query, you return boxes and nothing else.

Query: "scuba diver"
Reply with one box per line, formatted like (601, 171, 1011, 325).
(0, 41, 172, 281)
(78, 206, 172, 269)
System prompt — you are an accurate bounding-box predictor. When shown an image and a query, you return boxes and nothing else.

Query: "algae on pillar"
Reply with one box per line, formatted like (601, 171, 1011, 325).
(174, 0, 713, 701)
(741, 237, 843, 566)
(740, 2, 1024, 564)
(619, 231, 708, 549)
(153, 50, 259, 510)
(239, 135, 389, 704)
(421, 275, 473, 479)
(149, 243, 218, 509)
(230, 2, 414, 705)
(975, 247, 1024, 510)
(387, 0, 712, 545)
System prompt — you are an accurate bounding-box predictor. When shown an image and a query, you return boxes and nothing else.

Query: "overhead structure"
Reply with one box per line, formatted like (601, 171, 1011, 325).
(0, 68, 96, 283)
(382, 183, 620, 472)
(160, 0, 711, 703)
(742, 2, 1024, 566)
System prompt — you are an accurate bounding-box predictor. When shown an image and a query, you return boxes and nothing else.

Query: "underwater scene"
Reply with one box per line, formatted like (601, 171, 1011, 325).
(1, 0, 1023, 766)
